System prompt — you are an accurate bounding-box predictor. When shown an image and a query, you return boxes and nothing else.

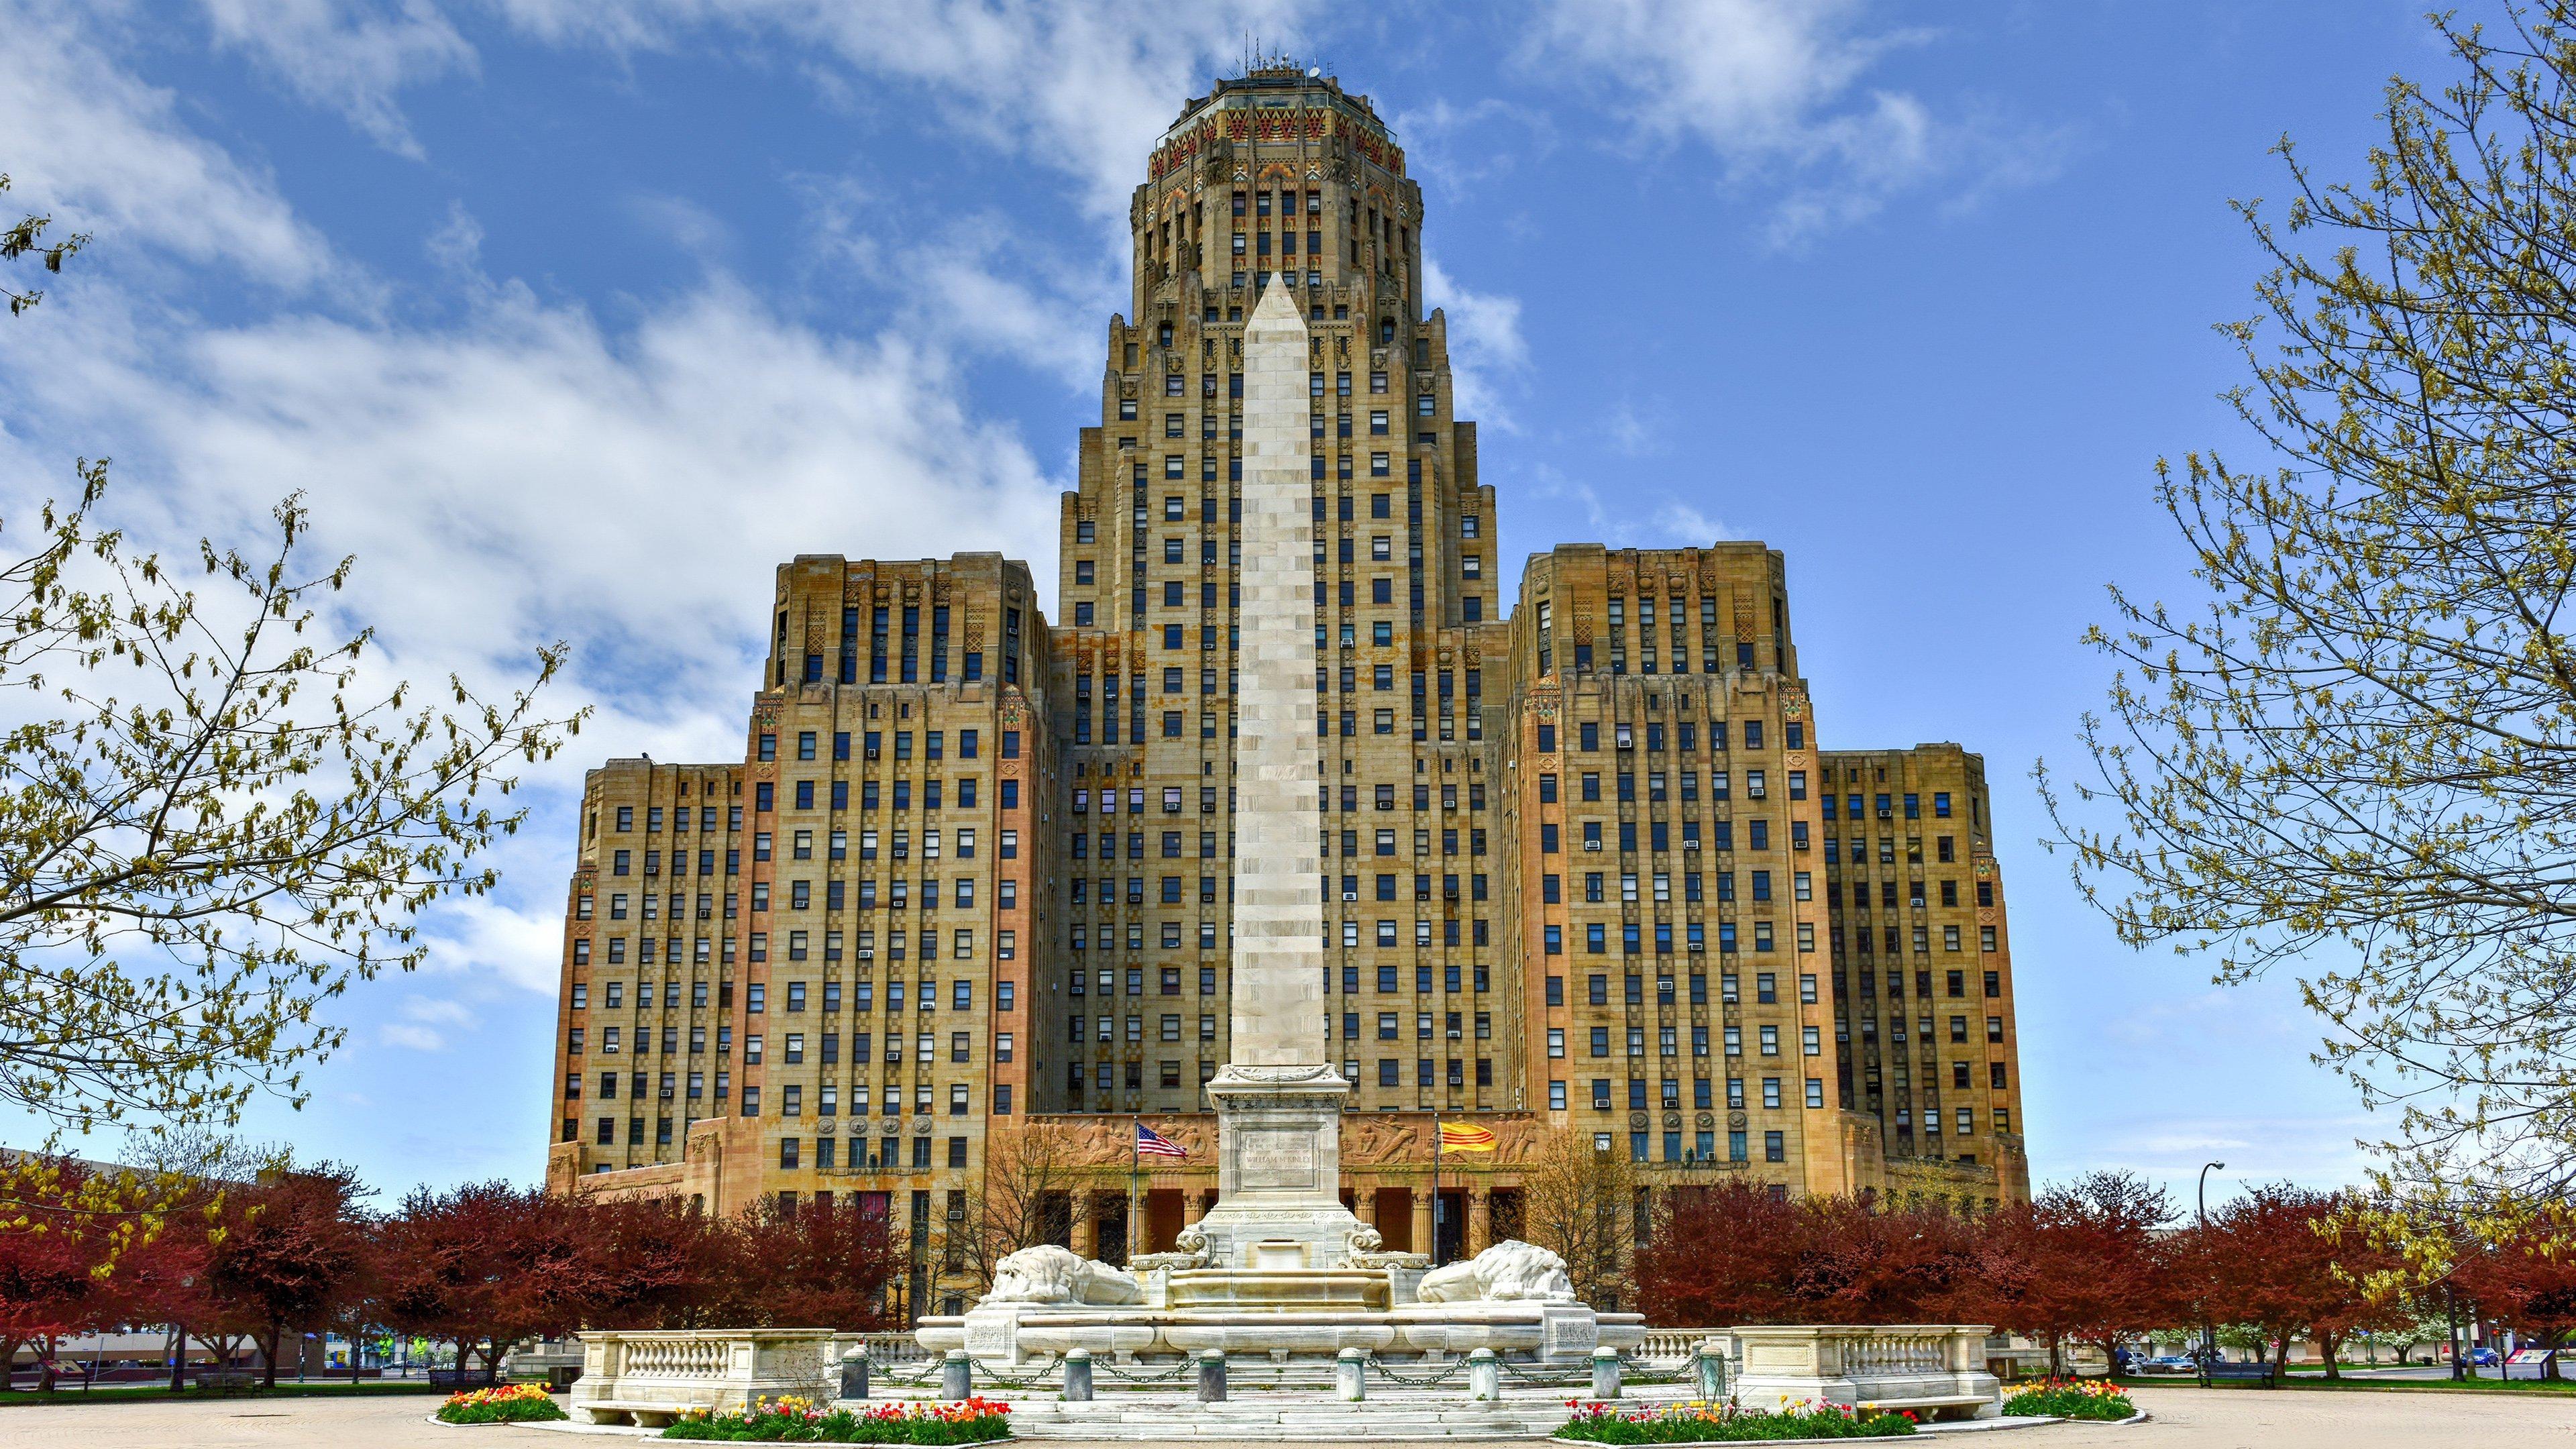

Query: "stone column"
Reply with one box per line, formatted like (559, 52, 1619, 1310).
(1071, 1194, 1097, 1260)
(1410, 1189, 1434, 1259)
(1354, 1188, 1378, 1228)
(1223, 279, 1328, 1075)
(1191, 1189, 1219, 1222)
(1468, 1187, 1493, 1255)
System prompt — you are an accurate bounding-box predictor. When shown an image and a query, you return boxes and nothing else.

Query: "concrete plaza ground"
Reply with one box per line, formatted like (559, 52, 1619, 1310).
(0, 1385, 2565, 1448)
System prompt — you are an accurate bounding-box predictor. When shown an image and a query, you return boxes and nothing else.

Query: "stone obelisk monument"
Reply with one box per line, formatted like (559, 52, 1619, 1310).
(1191, 281, 1368, 1272)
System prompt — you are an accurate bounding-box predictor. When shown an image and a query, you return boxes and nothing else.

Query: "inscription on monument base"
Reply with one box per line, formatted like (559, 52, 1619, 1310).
(963, 1309, 1019, 1364)
(1544, 1306, 1599, 1358)
(1236, 1130, 1320, 1189)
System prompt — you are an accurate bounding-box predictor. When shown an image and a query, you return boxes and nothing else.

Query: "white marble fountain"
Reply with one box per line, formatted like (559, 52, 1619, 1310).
(915, 284, 1640, 1368)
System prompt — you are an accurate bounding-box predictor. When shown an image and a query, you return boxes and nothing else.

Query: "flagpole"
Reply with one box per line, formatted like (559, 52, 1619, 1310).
(1432, 1124, 1444, 1267)
(1129, 1116, 1140, 1264)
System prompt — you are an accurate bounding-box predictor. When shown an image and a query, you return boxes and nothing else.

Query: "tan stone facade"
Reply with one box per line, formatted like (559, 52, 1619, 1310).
(543, 66, 2031, 1318)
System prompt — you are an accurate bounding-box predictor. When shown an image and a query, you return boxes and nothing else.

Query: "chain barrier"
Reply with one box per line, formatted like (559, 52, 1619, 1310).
(964, 1354, 1064, 1391)
(1362, 1352, 1472, 1389)
(1090, 1356, 1200, 1386)
(1494, 1356, 1593, 1389)
(864, 1352, 945, 1387)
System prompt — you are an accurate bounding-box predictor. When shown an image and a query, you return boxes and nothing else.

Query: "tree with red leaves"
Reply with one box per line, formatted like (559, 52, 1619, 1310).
(733, 1195, 898, 1330)
(2191, 1183, 2400, 1377)
(202, 1165, 370, 1388)
(578, 1196, 745, 1330)
(1973, 1171, 2180, 1375)
(0, 1163, 110, 1390)
(374, 1181, 602, 1378)
(1635, 1184, 1981, 1326)
(1635, 1183, 1802, 1325)
(2453, 1203, 2576, 1381)
(1788, 1194, 1980, 1325)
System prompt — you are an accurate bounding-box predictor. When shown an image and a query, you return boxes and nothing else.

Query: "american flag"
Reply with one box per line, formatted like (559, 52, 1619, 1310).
(1135, 1122, 1188, 1159)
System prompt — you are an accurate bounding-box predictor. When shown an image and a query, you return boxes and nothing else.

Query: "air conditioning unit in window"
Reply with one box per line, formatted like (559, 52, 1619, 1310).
(1584, 841, 1603, 851)
(1342, 891, 1358, 901)
(865, 747, 880, 760)
(1877, 808, 1893, 819)
(1682, 841, 1700, 851)
(857, 949, 873, 960)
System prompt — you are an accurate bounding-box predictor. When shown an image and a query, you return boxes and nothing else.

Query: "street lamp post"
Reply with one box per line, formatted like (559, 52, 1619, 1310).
(2196, 1162, 2225, 1382)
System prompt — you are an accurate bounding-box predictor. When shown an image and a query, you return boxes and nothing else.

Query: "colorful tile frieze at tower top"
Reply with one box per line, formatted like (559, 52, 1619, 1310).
(542, 62, 2033, 1322)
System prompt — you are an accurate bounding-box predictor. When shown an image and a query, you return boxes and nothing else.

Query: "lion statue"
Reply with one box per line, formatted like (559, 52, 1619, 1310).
(981, 1244, 1146, 1306)
(1416, 1240, 1578, 1303)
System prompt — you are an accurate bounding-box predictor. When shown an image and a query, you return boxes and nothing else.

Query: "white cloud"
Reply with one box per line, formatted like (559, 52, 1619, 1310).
(1423, 256, 1527, 431)
(486, 0, 1321, 219)
(418, 897, 571, 996)
(2081, 1113, 2376, 1197)
(0, 1, 338, 291)
(380, 1021, 448, 1051)
(1521, 0, 2062, 242)
(1517, 460, 1733, 550)
(382, 994, 477, 1048)
(0, 3, 1070, 1054)
(199, 0, 476, 158)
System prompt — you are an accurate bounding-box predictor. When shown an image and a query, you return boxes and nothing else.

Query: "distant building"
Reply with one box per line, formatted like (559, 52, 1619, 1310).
(543, 64, 2031, 1320)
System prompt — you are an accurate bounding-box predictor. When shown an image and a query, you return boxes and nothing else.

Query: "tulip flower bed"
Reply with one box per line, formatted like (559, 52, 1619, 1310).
(2000, 1379, 2136, 1421)
(663, 1395, 1012, 1443)
(1556, 1399, 1917, 1442)
(436, 1383, 568, 1424)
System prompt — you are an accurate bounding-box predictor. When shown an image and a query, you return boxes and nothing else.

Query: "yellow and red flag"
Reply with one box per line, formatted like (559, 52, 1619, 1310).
(1436, 1120, 1498, 1152)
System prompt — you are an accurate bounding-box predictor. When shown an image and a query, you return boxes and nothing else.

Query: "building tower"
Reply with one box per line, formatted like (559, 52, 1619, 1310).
(543, 62, 2033, 1320)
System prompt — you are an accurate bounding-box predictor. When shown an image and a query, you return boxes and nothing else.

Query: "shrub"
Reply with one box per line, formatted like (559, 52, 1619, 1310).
(437, 1383, 568, 1424)
(1556, 1399, 1917, 1442)
(2001, 1379, 2136, 1421)
(662, 1395, 1012, 1443)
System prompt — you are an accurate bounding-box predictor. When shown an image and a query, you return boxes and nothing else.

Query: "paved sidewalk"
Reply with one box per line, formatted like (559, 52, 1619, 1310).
(0, 1384, 2569, 1446)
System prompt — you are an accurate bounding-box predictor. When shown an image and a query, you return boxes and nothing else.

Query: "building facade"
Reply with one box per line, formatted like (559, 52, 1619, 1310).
(543, 66, 2032, 1318)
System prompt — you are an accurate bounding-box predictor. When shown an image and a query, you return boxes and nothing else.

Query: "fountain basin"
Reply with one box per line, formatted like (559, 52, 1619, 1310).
(1165, 1267, 1387, 1311)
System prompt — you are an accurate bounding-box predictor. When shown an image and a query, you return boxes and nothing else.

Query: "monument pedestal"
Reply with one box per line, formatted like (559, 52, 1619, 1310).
(1188, 1065, 1367, 1273)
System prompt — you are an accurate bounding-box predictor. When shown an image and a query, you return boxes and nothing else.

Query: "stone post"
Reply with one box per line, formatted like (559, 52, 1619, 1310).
(1694, 1340, 1727, 1401)
(1467, 1348, 1499, 1401)
(1196, 1349, 1228, 1403)
(838, 1348, 869, 1401)
(1468, 1187, 1493, 1255)
(1591, 1347, 1622, 1401)
(941, 1350, 971, 1402)
(1336, 1347, 1366, 1401)
(1061, 1350, 1093, 1402)
(1355, 1188, 1378, 1229)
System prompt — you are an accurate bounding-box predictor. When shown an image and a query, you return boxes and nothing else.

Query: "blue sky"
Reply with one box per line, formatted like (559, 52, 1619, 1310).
(0, 0, 2458, 1214)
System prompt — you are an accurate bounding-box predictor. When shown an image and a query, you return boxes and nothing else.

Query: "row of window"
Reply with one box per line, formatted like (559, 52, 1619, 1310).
(1537, 817, 1803, 854)
(787, 605, 1028, 689)
(572, 977, 1010, 1014)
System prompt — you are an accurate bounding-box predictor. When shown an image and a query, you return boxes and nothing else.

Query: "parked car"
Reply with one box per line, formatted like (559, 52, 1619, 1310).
(2467, 1348, 2501, 1366)
(2140, 1356, 2199, 1375)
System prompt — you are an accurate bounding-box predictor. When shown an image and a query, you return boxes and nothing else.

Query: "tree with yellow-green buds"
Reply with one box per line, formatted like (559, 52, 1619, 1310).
(2042, 1, 2576, 1243)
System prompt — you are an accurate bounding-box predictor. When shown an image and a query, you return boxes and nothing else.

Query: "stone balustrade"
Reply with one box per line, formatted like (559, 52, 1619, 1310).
(569, 1328, 838, 1427)
(1632, 1328, 1727, 1363)
(1729, 1324, 2000, 1421)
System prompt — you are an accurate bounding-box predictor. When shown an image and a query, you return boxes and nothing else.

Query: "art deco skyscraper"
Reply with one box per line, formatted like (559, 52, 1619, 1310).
(543, 63, 2033, 1318)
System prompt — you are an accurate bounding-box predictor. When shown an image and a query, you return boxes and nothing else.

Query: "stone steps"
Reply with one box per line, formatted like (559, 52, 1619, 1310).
(1004, 1401, 1566, 1440)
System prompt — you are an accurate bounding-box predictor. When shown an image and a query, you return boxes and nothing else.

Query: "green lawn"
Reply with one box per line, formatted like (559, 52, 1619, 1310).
(0, 1380, 453, 1407)
(2116, 1373, 2576, 1395)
